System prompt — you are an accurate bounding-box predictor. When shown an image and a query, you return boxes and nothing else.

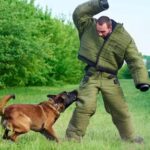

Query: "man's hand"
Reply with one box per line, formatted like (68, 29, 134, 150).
(139, 84, 149, 92)
(99, 0, 109, 10)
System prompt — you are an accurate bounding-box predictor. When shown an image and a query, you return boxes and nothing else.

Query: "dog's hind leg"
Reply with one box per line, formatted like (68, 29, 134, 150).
(8, 132, 20, 142)
(2, 129, 9, 139)
(2, 128, 21, 142)
(8, 127, 29, 142)
(7, 115, 31, 142)
(9, 130, 31, 142)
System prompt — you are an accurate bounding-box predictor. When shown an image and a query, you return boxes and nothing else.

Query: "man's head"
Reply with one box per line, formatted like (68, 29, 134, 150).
(96, 16, 112, 38)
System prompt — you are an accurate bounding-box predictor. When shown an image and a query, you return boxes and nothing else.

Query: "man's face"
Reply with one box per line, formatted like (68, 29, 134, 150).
(96, 22, 112, 38)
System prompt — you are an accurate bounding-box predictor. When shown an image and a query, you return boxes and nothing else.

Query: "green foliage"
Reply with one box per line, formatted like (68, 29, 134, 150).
(118, 64, 132, 79)
(143, 55, 150, 76)
(0, 0, 83, 87)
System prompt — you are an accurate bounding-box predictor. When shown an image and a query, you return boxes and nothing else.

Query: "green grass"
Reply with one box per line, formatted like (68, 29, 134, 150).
(0, 79, 150, 150)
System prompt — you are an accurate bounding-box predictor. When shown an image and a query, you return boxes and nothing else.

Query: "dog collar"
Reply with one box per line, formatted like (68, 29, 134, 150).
(48, 104, 60, 116)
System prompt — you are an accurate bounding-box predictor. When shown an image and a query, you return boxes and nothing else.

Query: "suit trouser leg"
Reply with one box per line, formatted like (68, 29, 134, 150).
(66, 71, 135, 141)
(66, 73, 99, 141)
(101, 77, 135, 140)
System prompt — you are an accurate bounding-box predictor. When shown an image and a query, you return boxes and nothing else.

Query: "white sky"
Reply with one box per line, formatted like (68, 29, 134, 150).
(34, 0, 150, 55)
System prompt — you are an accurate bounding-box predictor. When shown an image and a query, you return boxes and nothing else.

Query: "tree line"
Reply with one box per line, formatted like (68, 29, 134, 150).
(0, 0, 83, 88)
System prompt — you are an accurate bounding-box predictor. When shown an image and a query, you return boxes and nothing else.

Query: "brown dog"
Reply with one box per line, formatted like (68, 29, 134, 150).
(0, 90, 77, 142)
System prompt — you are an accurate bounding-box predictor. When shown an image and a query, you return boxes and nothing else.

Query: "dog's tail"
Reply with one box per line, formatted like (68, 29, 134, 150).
(0, 94, 15, 115)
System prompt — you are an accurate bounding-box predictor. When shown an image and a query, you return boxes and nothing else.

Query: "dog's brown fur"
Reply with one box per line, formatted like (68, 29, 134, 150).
(0, 91, 77, 142)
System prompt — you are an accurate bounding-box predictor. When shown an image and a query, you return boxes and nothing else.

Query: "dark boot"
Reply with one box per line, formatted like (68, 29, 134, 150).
(131, 136, 144, 144)
(122, 136, 144, 144)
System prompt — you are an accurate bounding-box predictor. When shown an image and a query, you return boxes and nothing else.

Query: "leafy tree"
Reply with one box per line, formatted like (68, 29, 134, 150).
(118, 64, 132, 79)
(0, 0, 83, 87)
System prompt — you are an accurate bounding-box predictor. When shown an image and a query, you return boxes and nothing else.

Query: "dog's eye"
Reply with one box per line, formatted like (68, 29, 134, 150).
(60, 98, 64, 102)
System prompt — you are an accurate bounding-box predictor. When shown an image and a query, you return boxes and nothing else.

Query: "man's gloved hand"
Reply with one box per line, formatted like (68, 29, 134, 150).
(138, 84, 149, 92)
(99, 0, 109, 10)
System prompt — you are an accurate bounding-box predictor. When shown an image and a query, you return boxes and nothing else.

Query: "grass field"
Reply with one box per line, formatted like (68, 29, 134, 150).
(0, 79, 150, 150)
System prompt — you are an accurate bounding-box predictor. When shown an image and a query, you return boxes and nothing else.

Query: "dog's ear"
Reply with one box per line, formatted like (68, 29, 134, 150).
(47, 94, 56, 100)
(71, 90, 78, 96)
